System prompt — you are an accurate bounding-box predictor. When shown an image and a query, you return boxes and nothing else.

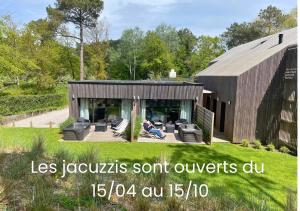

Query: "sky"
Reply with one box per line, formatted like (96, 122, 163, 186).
(0, 0, 297, 39)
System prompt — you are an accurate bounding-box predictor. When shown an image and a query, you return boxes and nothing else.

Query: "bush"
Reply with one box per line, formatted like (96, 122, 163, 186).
(59, 117, 75, 132)
(253, 140, 262, 149)
(266, 143, 275, 151)
(125, 121, 131, 141)
(134, 116, 142, 139)
(0, 94, 67, 116)
(241, 139, 249, 147)
(196, 122, 211, 144)
(279, 146, 290, 154)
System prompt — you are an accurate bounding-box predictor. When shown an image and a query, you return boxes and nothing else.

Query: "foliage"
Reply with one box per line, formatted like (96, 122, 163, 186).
(133, 116, 142, 140)
(47, 0, 104, 80)
(283, 8, 297, 29)
(191, 35, 225, 74)
(0, 94, 67, 116)
(155, 23, 180, 53)
(266, 143, 275, 152)
(176, 28, 197, 76)
(0, 16, 80, 90)
(124, 121, 131, 141)
(222, 5, 297, 49)
(257, 5, 286, 35)
(196, 122, 211, 144)
(59, 117, 75, 132)
(111, 27, 144, 80)
(140, 32, 174, 79)
(241, 139, 249, 147)
(221, 22, 263, 49)
(279, 146, 290, 154)
(253, 140, 262, 149)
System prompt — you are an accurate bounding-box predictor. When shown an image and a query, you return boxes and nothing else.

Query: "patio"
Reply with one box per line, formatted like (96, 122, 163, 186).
(83, 125, 127, 142)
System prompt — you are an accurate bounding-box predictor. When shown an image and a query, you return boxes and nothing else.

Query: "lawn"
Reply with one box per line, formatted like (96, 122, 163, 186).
(0, 127, 297, 210)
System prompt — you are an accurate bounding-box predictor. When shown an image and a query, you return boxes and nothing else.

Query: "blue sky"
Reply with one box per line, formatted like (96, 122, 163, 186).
(0, 0, 297, 39)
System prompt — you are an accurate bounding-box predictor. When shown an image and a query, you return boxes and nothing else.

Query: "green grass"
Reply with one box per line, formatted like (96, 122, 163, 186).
(0, 127, 296, 210)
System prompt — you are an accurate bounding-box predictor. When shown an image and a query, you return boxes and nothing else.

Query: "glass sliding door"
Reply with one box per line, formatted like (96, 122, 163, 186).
(87, 99, 122, 123)
(145, 100, 180, 123)
(180, 100, 192, 123)
(79, 98, 90, 120)
(121, 99, 132, 121)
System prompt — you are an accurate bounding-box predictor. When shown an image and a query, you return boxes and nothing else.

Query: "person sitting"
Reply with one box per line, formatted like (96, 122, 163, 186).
(143, 120, 166, 139)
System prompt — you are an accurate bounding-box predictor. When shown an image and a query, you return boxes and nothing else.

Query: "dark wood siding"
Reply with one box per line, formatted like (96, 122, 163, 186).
(68, 82, 203, 119)
(196, 76, 237, 140)
(234, 48, 288, 143)
(68, 83, 203, 100)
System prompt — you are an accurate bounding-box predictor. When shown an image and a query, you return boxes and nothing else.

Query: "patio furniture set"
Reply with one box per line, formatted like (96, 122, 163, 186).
(145, 118, 203, 143)
(62, 117, 203, 143)
(63, 117, 128, 141)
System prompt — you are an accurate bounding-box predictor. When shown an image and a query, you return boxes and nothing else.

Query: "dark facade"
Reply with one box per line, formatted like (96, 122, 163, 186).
(197, 44, 297, 146)
(68, 80, 203, 121)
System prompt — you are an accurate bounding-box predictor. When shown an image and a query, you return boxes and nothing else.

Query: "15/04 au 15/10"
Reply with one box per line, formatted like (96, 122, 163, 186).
(91, 181, 208, 199)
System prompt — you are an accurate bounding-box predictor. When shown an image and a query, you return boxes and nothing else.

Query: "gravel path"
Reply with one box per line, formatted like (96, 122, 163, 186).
(5, 108, 69, 128)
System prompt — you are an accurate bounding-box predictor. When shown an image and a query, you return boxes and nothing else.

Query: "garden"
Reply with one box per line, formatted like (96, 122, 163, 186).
(0, 127, 296, 210)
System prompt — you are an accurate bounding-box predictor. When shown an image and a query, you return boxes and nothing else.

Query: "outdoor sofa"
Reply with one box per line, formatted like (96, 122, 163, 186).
(63, 118, 91, 140)
(175, 119, 188, 130)
(178, 124, 203, 143)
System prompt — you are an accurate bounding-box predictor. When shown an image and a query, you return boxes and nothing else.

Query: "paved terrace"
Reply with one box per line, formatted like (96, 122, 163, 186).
(4, 109, 229, 143)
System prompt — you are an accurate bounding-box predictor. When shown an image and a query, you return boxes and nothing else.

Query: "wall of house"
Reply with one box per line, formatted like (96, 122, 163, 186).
(233, 47, 292, 143)
(68, 83, 203, 120)
(196, 76, 237, 141)
(278, 46, 297, 151)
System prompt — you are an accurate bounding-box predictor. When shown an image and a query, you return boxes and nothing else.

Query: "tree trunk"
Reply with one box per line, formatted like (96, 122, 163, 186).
(80, 22, 84, 80)
(133, 51, 136, 80)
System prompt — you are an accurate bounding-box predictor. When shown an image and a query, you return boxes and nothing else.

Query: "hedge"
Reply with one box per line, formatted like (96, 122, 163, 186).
(0, 94, 67, 116)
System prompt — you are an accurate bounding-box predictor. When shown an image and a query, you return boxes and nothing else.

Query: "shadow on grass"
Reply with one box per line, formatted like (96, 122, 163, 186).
(117, 144, 288, 209)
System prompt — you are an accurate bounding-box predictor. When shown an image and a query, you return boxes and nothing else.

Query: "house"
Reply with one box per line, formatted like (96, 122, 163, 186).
(68, 80, 203, 125)
(196, 28, 297, 148)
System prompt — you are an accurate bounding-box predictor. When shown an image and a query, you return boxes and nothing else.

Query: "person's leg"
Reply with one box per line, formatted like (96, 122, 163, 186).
(149, 128, 162, 138)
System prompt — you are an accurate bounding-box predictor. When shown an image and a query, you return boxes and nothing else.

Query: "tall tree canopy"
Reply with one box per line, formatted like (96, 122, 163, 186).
(140, 32, 173, 79)
(222, 5, 297, 49)
(191, 36, 225, 74)
(176, 28, 197, 76)
(47, 0, 104, 80)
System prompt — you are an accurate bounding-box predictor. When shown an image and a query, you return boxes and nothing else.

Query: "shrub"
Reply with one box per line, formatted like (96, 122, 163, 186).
(266, 143, 275, 152)
(279, 146, 290, 154)
(133, 197, 150, 211)
(29, 135, 45, 159)
(125, 121, 131, 141)
(196, 122, 211, 144)
(253, 140, 262, 149)
(59, 117, 75, 132)
(241, 139, 249, 147)
(0, 94, 67, 116)
(134, 116, 142, 139)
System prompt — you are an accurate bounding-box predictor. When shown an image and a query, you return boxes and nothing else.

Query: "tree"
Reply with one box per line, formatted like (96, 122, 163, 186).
(155, 23, 180, 53)
(221, 22, 263, 49)
(117, 27, 144, 80)
(191, 36, 225, 74)
(85, 20, 109, 79)
(221, 5, 297, 49)
(257, 5, 285, 35)
(176, 28, 197, 76)
(283, 7, 297, 29)
(47, 0, 104, 80)
(141, 32, 173, 79)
